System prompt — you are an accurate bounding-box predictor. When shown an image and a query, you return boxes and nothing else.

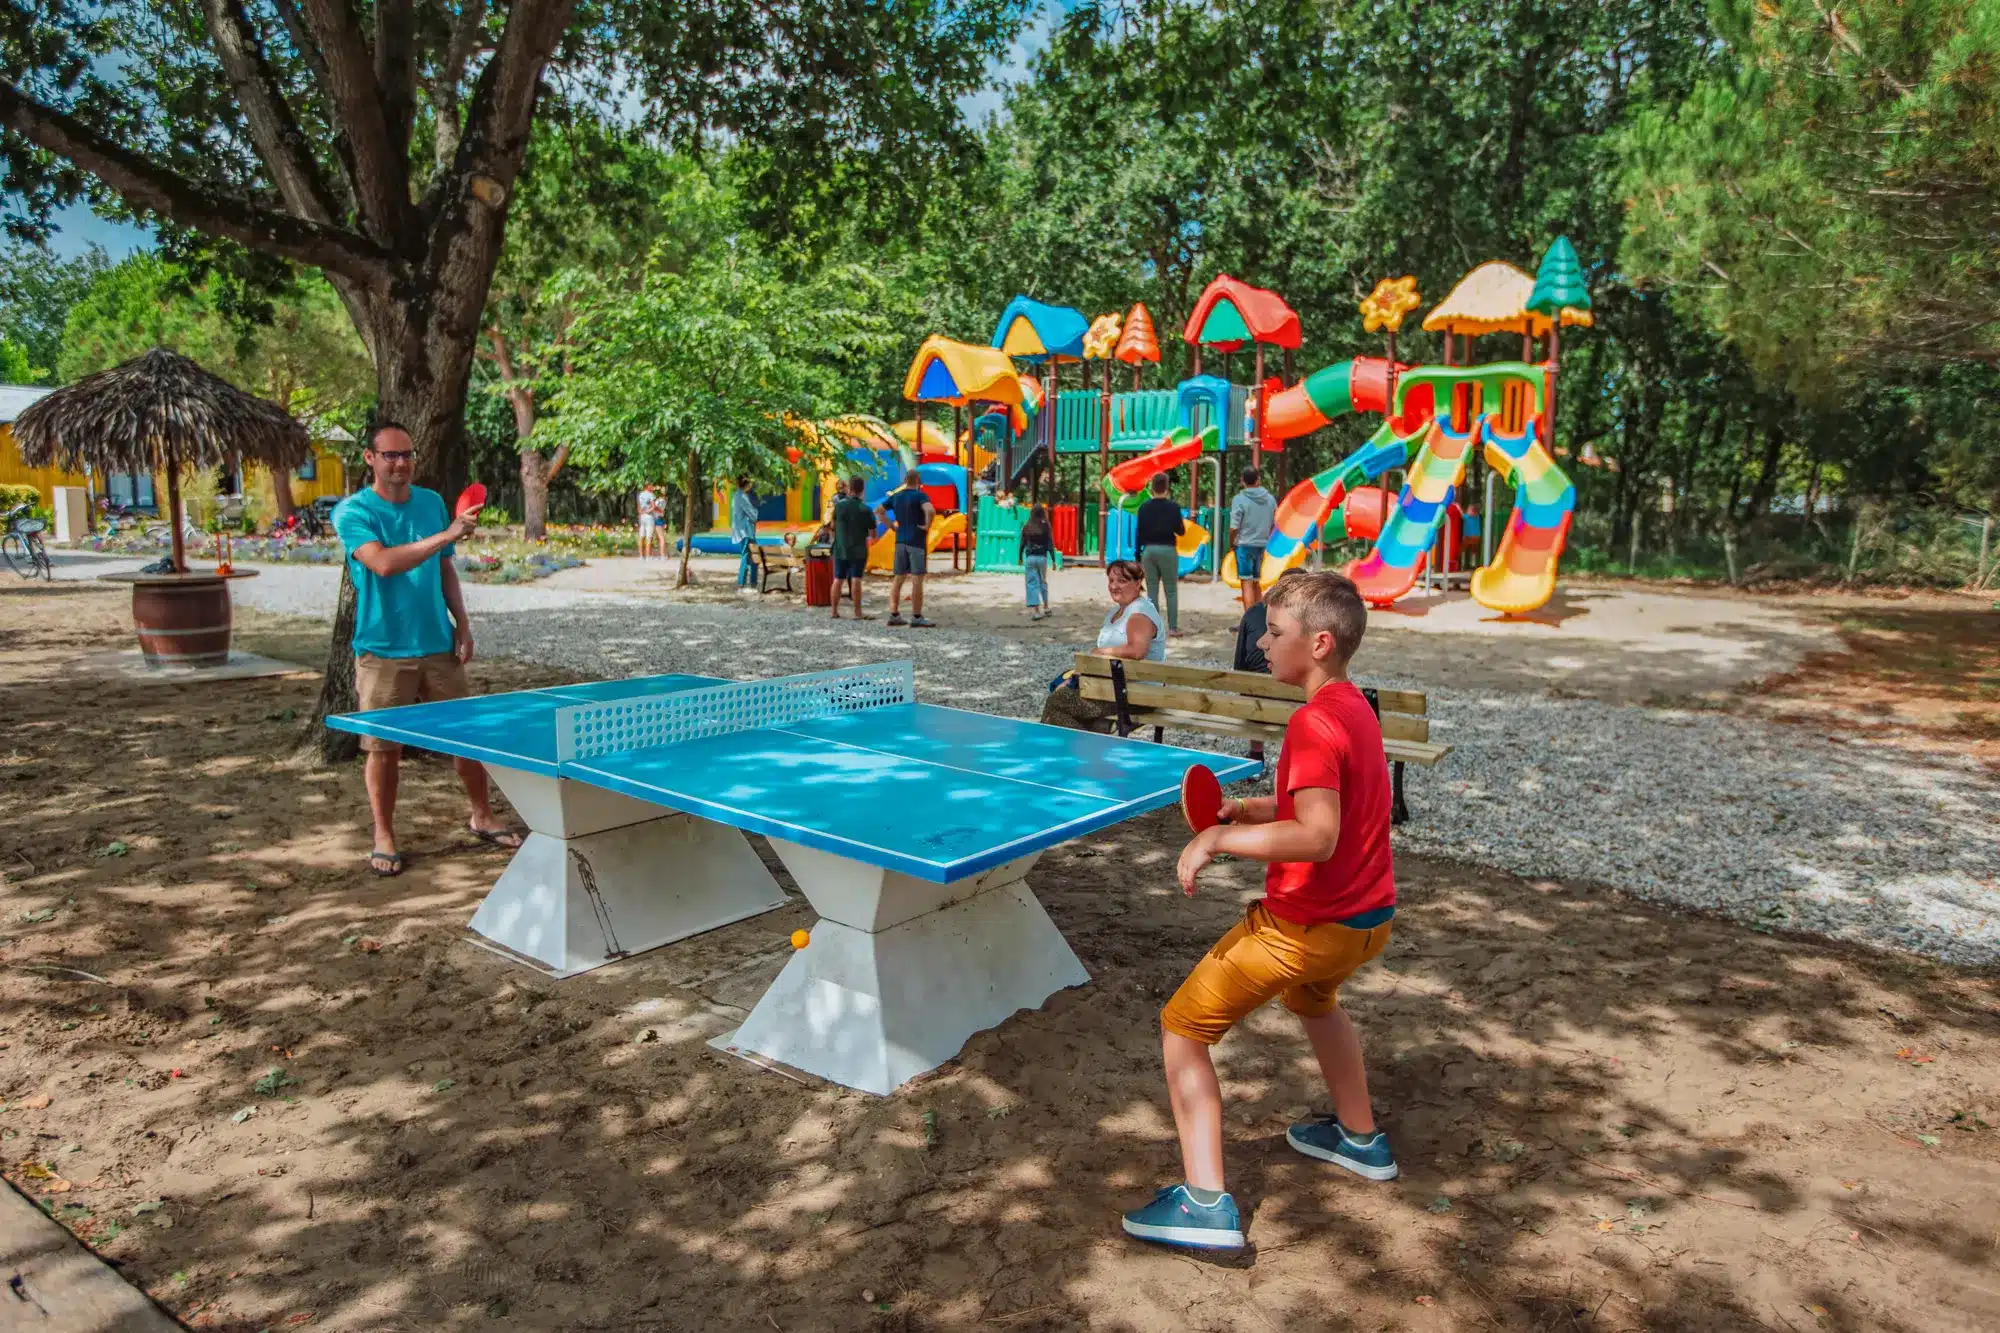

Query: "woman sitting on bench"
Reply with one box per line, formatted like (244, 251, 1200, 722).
(1040, 559, 1165, 732)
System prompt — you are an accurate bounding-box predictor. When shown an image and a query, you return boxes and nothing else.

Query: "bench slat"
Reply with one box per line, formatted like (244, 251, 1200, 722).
(1072, 655, 1427, 717)
(1077, 676, 1430, 743)
(1076, 699, 1451, 767)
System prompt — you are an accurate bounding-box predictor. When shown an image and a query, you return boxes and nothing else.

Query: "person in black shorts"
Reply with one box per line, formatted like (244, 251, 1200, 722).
(829, 475, 876, 620)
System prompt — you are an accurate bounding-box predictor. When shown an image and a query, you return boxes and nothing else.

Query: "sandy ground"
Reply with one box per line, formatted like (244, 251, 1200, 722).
(3, 579, 1998, 1332)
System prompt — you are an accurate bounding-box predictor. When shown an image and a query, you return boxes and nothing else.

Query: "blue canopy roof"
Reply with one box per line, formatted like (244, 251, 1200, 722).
(990, 296, 1089, 363)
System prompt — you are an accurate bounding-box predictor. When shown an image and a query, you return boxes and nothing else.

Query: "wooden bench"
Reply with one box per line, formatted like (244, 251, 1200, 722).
(751, 542, 802, 594)
(1072, 655, 1451, 824)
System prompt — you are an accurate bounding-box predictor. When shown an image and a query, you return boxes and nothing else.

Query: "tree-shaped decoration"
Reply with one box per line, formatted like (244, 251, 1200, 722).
(1527, 236, 1591, 321)
(1114, 302, 1161, 388)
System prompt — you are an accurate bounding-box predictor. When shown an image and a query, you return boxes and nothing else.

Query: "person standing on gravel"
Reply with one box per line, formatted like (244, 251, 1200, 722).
(1124, 571, 1397, 1252)
(829, 476, 876, 621)
(333, 422, 522, 879)
(877, 470, 936, 628)
(1230, 466, 1278, 608)
(732, 476, 760, 589)
(1136, 473, 1187, 639)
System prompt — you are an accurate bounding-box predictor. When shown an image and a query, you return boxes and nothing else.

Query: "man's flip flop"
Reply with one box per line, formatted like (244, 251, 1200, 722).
(368, 850, 404, 877)
(468, 825, 523, 849)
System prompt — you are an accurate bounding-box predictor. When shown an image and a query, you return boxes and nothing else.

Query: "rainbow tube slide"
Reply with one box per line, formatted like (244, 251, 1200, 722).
(1345, 415, 1480, 605)
(1470, 417, 1574, 613)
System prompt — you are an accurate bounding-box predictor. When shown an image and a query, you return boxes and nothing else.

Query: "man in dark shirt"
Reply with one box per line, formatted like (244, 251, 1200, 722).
(1135, 472, 1187, 637)
(876, 470, 937, 627)
(829, 476, 876, 620)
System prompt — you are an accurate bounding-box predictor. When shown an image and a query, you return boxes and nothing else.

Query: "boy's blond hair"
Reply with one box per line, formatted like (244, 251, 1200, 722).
(1265, 570, 1367, 664)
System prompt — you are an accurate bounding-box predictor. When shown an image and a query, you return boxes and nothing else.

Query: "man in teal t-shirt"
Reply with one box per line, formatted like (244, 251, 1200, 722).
(332, 423, 519, 877)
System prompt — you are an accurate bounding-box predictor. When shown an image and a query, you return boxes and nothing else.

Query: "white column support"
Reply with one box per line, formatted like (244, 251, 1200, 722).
(468, 765, 789, 978)
(712, 843, 1088, 1095)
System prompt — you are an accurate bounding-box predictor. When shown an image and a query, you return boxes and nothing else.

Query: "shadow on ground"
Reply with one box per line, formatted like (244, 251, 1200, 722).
(2, 580, 1997, 1332)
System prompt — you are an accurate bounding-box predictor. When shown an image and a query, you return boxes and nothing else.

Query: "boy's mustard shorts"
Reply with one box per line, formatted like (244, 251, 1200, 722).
(1161, 902, 1392, 1045)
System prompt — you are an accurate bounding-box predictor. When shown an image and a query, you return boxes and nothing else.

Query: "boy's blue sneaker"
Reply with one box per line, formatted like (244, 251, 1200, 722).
(1286, 1115, 1399, 1180)
(1120, 1184, 1246, 1250)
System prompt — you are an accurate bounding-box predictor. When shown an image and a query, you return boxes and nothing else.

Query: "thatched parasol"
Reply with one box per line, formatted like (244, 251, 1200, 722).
(13, 347, 311, 573)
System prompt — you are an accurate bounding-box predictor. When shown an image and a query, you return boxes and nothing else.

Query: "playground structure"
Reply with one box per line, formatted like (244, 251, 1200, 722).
(914, 238, 1592, 612)
(699, 238, 1591, 611)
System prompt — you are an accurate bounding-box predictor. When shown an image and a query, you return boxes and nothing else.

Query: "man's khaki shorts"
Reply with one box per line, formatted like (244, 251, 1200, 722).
(354, 652, 468, 752)
(1161, 901, 1391, 1045)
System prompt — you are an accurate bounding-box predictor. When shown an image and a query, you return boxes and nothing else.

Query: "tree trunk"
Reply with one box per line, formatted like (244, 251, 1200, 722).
(306, 568, 362, 762)
(678, 448, 699, 588)
(1743, 425, 1785, 521)
(271, 466, 296, 521)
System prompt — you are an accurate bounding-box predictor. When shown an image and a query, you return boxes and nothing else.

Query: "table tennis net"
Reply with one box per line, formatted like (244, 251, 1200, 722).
(554, 661, 916, 762)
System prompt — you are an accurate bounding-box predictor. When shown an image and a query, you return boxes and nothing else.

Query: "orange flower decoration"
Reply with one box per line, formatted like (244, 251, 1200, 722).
(1360, 276, 1422, 334)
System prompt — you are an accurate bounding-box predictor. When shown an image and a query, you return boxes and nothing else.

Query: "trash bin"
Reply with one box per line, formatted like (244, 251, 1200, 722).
(804, 546, 834, 606)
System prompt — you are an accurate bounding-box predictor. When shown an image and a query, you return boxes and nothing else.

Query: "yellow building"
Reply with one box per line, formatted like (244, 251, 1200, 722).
(0, 384, 350, 516)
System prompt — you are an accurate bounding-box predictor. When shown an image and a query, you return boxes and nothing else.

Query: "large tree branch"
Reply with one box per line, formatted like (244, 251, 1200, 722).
(202, 0, 343, 224)
(374, 0, 417, 169)
(0, 81, 394, 288)
(296, 0, 412, 245)
(426, 0, 490, 171)
(268, 0, 358, 215)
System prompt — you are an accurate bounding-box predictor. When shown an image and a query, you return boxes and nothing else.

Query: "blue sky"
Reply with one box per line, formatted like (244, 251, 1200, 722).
(35, 3, 1055, 260)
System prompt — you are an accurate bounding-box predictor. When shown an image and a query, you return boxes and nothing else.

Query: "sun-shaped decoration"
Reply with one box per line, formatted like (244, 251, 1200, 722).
(1360, 276, 1422, 334)
(1082, 313, 1123, 360)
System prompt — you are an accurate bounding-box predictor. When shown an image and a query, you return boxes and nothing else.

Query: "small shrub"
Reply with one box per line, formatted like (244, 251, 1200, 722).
(0, 483, 40, 512)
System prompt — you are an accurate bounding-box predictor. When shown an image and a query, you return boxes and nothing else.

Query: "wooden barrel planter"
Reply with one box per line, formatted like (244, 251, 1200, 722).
(97, 569, 259, 669)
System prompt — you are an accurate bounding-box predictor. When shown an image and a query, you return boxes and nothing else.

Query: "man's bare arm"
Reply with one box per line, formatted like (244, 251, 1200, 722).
(350, 509, 479, 578)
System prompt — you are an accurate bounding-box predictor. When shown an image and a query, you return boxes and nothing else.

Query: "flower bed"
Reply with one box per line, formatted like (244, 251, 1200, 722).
(75, 529, 586, 583)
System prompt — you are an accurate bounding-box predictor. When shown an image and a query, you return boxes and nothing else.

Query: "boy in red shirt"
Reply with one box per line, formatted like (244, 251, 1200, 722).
(1123, 571, 1397, 1251)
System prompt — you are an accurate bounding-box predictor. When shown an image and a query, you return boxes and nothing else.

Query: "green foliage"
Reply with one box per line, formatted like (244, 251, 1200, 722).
(0, 483, 41, 512)
(0, 242, 109, 383)
(1620, 0, 2000, 384)
(0, 336, 38, 383)
(59, 256, 372, 426)
(546, 244, 897, 505)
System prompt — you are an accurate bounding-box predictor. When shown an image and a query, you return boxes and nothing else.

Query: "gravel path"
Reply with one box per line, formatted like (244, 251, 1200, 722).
(60, 552, 1995, 966)
(467, 599, 2000, 968)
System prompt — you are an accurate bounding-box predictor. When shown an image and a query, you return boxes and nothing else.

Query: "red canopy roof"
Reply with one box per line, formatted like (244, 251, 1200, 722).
(1181, 275, 1302, 351)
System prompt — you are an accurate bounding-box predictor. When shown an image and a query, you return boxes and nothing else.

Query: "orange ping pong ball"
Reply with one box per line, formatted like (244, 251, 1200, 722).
(790, 929, 810, 950)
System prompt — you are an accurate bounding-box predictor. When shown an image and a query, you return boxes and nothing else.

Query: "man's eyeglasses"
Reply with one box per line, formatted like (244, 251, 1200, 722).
(369, 449, 415, 461)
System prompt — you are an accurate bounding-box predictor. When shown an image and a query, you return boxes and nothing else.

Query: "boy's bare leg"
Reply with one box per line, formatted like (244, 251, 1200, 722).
(889, 573, 905, 616)
(851, 578, 866, 617)
(911, 575, 925, 617)
(1163, 1030, 1228, 1192)
(1299, 1007, 1376, 1133)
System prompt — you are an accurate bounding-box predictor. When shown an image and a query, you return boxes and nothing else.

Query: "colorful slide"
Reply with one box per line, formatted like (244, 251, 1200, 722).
(1470, 416, 1575, 613)
(1345, 415, 1479, 605)
(1100, 425, 1220, 574)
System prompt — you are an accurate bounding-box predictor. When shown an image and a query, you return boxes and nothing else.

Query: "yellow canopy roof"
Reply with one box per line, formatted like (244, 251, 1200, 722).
(1423, 261, 1593, 336)
(902, 335, 1027, 407)
(892, 418, 953, 452)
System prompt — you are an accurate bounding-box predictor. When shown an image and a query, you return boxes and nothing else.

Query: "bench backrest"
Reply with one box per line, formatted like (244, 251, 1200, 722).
(1071, 654, 1430, 743)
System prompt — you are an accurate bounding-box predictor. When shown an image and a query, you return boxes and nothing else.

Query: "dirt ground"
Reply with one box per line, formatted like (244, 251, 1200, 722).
(4, 580, 1999, 1332)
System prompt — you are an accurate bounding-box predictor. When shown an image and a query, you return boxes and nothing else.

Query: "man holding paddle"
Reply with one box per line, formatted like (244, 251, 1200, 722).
(332, 423, 520, 878)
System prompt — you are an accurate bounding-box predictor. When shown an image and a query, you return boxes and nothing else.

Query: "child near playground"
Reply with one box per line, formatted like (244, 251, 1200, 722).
(1019, 503, 1054, 620)
(1123, 570, 1397, 1252)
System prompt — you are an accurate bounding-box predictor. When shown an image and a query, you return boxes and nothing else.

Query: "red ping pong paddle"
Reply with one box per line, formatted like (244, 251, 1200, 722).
(1180, 764, 1226, 834)
(455, 482, 487, 517)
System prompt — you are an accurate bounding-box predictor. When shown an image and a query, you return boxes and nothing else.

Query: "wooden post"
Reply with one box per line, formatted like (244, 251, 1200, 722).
(954, 403, 967, 572)
(1098, 354, 1112, 563)
(1191, 344, 1202, 377)
(1543, 324, 1562, 451)
(165, 450, 186, 574)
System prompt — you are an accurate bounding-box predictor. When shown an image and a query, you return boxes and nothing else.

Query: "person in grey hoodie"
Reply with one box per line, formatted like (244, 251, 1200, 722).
(1229, 466, 1279, 607)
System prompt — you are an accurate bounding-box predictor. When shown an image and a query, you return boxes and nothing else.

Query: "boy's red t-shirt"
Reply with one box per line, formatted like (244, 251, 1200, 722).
(1262, 679, 1396, 925)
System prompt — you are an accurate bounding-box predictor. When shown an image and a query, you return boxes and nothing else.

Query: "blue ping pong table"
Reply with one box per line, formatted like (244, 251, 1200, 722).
(332, 662, 1259, 1094)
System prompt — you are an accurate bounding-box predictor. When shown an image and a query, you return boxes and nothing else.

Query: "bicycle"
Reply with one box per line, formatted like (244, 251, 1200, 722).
(1, 504, 53, 580)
